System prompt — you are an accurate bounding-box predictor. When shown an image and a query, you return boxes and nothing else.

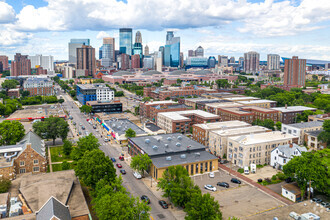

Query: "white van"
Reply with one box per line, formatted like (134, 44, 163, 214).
(244, 166, 250, 175)
(133, 171, 142, 179)
(104, 138, 109, 142)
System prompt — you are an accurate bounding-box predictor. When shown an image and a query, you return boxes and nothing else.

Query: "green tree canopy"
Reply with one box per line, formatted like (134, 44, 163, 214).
(71, 133, 100, 161)
(62, 139, 73, 156)
(1, 79, 19, 89)
(215, 79, 230, 89)
(32, 116, 69, 145)
(80, 105, 92, 114)
(125, 128, 136, 138)
(318, 120, 330, 146)
(252, 119, 275, 131)
(185, 193, 222, 220)
(275, 121, 282, 130)
(0, 120, 25, 145)
(61, 161, 71, 170)
(130, 154, 152, 177)
(0, 179, 11, 193)
(74, 149, 116, 188)
(142, 97, 151, 102)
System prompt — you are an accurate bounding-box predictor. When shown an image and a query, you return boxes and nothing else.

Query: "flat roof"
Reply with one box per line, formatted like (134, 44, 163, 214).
(143, 100, 177, 105)
(145, 123, 163, 132)
(306, 129, 323, 136)
(241, 106, 280, 113)
(228, 131, 295, 145)
(77, 83, 111, 90)
(158, 110, 219, 121)
(152, 150, 217, 168)
(104, 118, 146, 136)
(7, 104, 65, 120)
(285, 121, 323, 129)
(220, 107, 254, 115)
(237, 99, 277, 104)
(205, 102, 244, 108)
(129, 133, 206, 157)
(194, 120, 251, 130)
(210, 126, 271, 136)
(97, 112, 139, 122)
(223, 96, 260, 101)
(185, 98, 220, 103)
(271, 106, 316, 113)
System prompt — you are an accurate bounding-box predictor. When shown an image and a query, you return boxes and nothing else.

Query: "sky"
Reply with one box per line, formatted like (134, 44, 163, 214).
(0, 0, 330, 61)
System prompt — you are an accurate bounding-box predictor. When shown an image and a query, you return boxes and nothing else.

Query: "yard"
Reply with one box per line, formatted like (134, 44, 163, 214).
(52, 163, 74, 172)
(50, 146, 73, 162)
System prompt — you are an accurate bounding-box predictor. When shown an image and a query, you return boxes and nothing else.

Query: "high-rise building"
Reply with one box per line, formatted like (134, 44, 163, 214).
(195, 46, 204, 57)
(68, 39, 90, 64)
(218, 55, 228, 67)
(0, 62, 3, 73)
(0, 56, 9, 70)
(180, 52, 184, 68)
(120, 53, 130, 70)
(77, 45, 96, 77)
(188, 50, 195, 57)
(166, 31, 174, 45)
(208, 56, 216, 68)
(284, 56, 306, 87)
(156, 51, 163, 72)
(267, 54, 280, 70)
(244, 51, 260, 74)
(28, 54, 54, 72)
(135, 31, 142, 44)
(99, 46, 103, 60)
(143, 56, 154, 69)
(133, 43, 143, 58)
(119, 28, 133, 56)
(11, 53, 31, 76)
(229, 56, 235, 64)
(238, 57, 244, 67)
(164, 31, 180, 67)
(101, 37, 115, 67)
(131, 54, 141, 69)
(159, 46, 165, 65)
(144, 45, 149, 56)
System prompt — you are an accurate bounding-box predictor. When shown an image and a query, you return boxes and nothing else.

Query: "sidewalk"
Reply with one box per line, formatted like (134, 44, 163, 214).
(218, 164, 294, 206)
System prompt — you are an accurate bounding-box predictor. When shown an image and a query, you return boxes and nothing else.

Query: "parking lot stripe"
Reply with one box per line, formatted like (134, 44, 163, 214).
(245, 205, 284, 217)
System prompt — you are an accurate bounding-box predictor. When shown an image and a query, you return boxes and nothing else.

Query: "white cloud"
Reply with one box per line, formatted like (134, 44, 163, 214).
(0, 1, 16, 23)
(96, 31, 110, 39)
(0, 28, 32, 46)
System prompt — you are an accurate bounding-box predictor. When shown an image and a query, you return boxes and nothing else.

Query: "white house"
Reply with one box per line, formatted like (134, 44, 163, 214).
(270, 143, 307, 169)
(281, 121, 323, 144)
(282, 183, 301, 202)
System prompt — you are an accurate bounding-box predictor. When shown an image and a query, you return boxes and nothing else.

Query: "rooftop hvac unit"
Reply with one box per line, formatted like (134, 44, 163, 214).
(178, 136, 182, 140)
(176, 142, 181, 147)
(166, 156, 172, 161)
(164, 144, 169, 148)
(167, 137, 172, 141)
(112, 124, 116, 128)
(152, 145, 158, 150)
(117, 126, 121, 130)
(145, 139, 150, 144)
(180, 154, 186, 159)
(195, 152, 201, 157)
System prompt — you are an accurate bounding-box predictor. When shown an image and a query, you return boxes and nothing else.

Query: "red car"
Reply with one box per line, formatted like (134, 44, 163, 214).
(116, 163, 122, 168)
(119, 156, 124, 161)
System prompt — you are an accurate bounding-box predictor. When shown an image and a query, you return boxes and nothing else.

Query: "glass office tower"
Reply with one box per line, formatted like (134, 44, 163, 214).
(119, 28, 133, 56)
(170, 37, 180, 67)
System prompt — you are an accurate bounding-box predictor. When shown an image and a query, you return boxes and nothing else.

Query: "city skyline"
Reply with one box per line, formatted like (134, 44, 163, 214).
(0, 0, 329, 61)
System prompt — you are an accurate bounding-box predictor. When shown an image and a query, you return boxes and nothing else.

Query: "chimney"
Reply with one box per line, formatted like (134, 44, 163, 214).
(289, 142, 293, 148)
(285, 104, 287, 109)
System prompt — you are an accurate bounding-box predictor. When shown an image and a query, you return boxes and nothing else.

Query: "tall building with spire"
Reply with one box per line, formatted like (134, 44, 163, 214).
(135, 31, 142, 44)
(144, 45, 149, 56)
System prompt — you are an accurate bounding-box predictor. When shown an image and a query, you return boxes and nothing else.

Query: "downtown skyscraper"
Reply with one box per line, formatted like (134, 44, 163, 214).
(77, 45, 96, 77)
(101, 37, 115, 67)
(164, 31, 180, 67)
(244, 51, 260, 74)
(119, 28, 133, 56)
(267, 54, 280, 70)
(68, 39, 90, 65)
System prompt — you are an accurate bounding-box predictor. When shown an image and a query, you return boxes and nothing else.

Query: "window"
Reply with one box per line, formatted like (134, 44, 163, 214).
(20, 161, 25, 166)
(20, 169, 26, 174)
(205, 162, 208, 172)
(200, 163, 203, 173)
(209, 161, 212, 171)
(191, 164, 194, 175)
(196, 164, 198, 173)
(33, 167, 40, 172)
(33, 159, 39, 164)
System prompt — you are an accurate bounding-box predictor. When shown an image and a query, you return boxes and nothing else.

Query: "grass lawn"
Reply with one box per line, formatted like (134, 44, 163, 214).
(259, 179, 282, 186)
(50, 146, 72, 162)
(52, 162, 75, 172)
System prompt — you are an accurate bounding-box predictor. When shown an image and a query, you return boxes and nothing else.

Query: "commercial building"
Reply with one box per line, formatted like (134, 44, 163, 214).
(119, 53, 130, 70)
(128, 133, 218, 180)
(237, 99, 277, 108)
(101, 37, 115, 67)
(28, 54, 54, 72)
(143, 56, 154, 69)
(131, 54, 141, 69)
(267, 54, 280, 70)
(139, 100, 178, 119)
(186, 57, 208, 68)
(119, 28, 133, 55)
(0, 55, 9, 70)
(103, 118, 147, 145)
(281, 121, 323, 144)
(157, 110, 220, 133)
(209, 126, 271, 157)
(241, 106, 280, 122)
(270, 106, 316, 124)
(0, 131, 46, 180)
(270, 143, 307, 170)
(192, 120, 251, 147)
(86, 100, 122, 114)
(218, 55, 228, 67)
(68, 38, 90, 64)
(76, 84, 114, 105)
(143, 122, 166, 135)
(304, 130, 327, 151)
(208, 56, 216, 68)
(284, 56, 306, 88)
(11, 53, 31, 76)
(23, 78, 54, 96)
(244, 51, 260, 74)
(149, 104, 192, 123)
(227, 131, 296, 167)
(205, 102, 244, 115)
(164, 31, 180, 67)
(76, 45, 96, 77)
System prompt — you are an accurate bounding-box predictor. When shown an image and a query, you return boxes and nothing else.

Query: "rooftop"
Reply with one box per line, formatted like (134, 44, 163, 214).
(223, 96, 260, 101)
(282, 183, 301, 195)
(220, 107, 254, 115)
(306, 129, 323, 137)
(194, 120, 251, 130)
(237, 99, 277, 104)
(77, 83, 112, 90)
(210, 126, 271, 136)
(87, 100, 122, 105)
(285, 121, 323, 129)
(274, 143, 307, 158)
(158, 110, 219, 121)
(112, 71, 134, 76)
(143, 100, 177, 106)
(96, 112, 139, 122)
(205, 102, 244, 108)
(241, 106, 280, 113)
(129, 133, 206, 157)
(228, 131, 295, 145)
(36, 196, 71, 220)
(271, 106, 316, 113)
(103, 118, 146, 136)
(144, 123, 164, 132)
(152, 104, 190, 110)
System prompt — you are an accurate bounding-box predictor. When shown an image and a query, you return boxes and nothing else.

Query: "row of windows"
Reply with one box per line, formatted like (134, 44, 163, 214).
(19, 166, 40, 173)
(20, 159, 39, 166)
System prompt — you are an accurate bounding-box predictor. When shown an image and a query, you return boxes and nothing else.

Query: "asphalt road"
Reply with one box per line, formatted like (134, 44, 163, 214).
(58, 87, 176, 220)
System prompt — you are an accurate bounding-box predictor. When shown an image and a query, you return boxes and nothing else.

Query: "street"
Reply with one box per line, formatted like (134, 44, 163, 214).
(58, 87, 176, 220)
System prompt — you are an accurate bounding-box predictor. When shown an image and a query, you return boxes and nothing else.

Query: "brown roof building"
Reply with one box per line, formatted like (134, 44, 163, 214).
(11, 53, 31, 76)
(284, 56, 306, 88)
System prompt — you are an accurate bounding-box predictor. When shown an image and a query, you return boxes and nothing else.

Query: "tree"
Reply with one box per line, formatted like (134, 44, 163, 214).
(142, 97, 151, 102)
(0, 121, 25, 146)
(252, 119, 275, 131)
(165, 97, 171, 100)
(130, 154, 152, 177)
(80, 105, 92, 114)
(275, 121, 282, 130)
(74, 149, 116, 188)
(125, 128, 136, 138)
(61, 161, 71, 170)
(71, 133, 100, 160)
(134, 106, 140, 115)
(20, 90, 30, 97)
(215, 79, 229, 89)
(33, 116, 69, 145)
(296, 110, 323, 123)
(1, 79, 19, 89)
(58, 98, 65, 103)
(157, 165, 201, 207)
(283, 150, 329, 200)
(177, 79, 182, 84)
(185, 193, 222, 220)
(115, 91, 124, 97)
(318, 119, 330, 146)
(62, 139, 73, 156)
(0, 179, 11, 193)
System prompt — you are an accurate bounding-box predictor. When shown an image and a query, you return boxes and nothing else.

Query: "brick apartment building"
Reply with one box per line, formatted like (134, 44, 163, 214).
(139, 100, 178, 119)
(271, 106, 316, 124)
(241, 106, 280, 122)
(149, 104, 192, 123)
(7, 88, 20, 98)
(157, 110, 220, 133)
(23, 78, 54, 96)
(0, 131, 47, 179)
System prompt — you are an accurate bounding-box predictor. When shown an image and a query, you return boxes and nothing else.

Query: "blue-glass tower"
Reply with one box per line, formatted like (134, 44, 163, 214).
(119, 28, 133, 56)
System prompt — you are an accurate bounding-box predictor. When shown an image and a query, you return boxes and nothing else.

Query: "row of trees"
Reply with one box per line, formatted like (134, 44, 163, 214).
(105, 85, 124, 97)
(20, 95, 62, 105)
(119, 83, 145, 96)
(0, 120, 25, 146)
(80, 105, 93, 114)
(0, 99, 22, 116)
(53, 76, 77, 100)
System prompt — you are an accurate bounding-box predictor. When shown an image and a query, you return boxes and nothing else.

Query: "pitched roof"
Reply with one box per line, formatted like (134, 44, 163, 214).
(19, 130, 46, 157)
(36, 196, 71, 220)
(274, 143, 307, 158)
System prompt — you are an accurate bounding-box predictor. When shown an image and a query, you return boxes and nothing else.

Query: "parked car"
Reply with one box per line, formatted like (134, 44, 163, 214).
(204, 185, 217, 192)
(104, 138, 109, 142)
(79, 122, 82, 126)
(159, 200, 168, 209)
(81, 126, 85, 130)
(73, 122, 76, 125)
(312, 198, 322, 203)
(116, 163, 122, 168)
(231, 178, 241, 184)
(217, 182, 229, 188)
(141, 195, 150, 204)
(219, 159, 229, 164)
(111, 158, 116, 162)
(209, 172, 215, 178)
(120, 169, 126, 174)
(93, 125, 96, 129)
(133, 171, 142, 179)
(119, 156, 124, 161)
(244, 166, 249, 175)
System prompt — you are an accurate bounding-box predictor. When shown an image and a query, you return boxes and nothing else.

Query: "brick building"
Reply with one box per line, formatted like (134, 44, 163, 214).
(284, 56, 306, 88)
(149, 104, 192, 123)
(271, 106, 316, 124)
(0, 131, 46, 180)
(7, 88, 20, 98)
(139, 100, 178, 119)
(241, 106, 280, 122)
(11, 53, 31, 76)
(237, 99, 277, 108)
(23, 78, 54, 96)
(0, 55, 9, 70)
(157, 110, 220, 133)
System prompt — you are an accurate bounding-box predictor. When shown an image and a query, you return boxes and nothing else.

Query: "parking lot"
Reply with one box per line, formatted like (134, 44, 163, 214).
(192, 170, 284, 219)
